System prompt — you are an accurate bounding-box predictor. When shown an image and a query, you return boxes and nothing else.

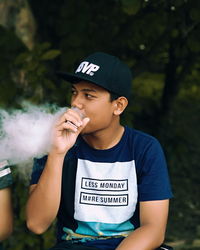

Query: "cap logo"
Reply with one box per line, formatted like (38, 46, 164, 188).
(75, 61, 100, 76)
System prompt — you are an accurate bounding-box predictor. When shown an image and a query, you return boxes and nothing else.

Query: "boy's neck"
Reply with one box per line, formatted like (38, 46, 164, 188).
(82, 124, 125, 150)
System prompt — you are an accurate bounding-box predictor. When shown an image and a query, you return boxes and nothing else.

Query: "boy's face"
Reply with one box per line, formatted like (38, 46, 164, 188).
(70, 81, 117, 135)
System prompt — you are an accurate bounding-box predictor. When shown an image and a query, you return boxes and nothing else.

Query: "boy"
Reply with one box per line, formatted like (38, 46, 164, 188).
(26, 52, 173, 250)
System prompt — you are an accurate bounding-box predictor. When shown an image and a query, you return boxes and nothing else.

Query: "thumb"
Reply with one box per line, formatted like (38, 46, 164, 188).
(82, 117, 90, 128)
(78, 117, 90, 133)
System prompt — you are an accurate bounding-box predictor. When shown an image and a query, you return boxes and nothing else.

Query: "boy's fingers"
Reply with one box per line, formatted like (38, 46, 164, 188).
(79, 117, 90, 132)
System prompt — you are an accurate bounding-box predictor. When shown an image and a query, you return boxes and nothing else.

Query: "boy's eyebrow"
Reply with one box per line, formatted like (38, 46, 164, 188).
(72, 86, 97, 93)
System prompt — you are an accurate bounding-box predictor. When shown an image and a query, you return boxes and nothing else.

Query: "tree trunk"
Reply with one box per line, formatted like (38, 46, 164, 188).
(0, 0, 36, 49)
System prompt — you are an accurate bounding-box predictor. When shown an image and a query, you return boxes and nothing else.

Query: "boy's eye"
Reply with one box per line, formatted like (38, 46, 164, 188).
(85, 93, 95, 99)
(71, 89, 96, 99)
(71, 89, 77, 95)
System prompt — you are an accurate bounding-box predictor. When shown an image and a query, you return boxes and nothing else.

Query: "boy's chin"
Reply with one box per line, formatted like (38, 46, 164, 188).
(80, 127, 92, 136)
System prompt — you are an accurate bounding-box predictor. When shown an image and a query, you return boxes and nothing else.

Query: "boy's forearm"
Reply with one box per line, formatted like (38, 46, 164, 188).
(116, 224, 165, 250)
(26, 152, 65, 234)
(25, 106, 87, 234)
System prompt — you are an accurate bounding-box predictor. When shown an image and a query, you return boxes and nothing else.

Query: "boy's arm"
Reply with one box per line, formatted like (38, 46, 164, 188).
(26, 153, 65, 234)
(26, 109, 89, 234)
(116, 199, 169, 250)
(0, 188, 13, 241)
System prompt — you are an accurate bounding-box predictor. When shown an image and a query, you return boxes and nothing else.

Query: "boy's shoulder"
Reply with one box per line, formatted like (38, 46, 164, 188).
(125, 126, 160, 145)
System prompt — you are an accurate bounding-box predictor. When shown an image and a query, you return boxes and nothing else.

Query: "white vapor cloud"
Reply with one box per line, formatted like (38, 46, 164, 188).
(0, 103, 66, 166)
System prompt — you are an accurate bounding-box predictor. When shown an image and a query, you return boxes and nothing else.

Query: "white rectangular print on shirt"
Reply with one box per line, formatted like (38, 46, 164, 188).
(74, 159, 138, 224)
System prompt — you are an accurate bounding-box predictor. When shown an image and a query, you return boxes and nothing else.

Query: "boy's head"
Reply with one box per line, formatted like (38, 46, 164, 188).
(57, 52, 132, 100)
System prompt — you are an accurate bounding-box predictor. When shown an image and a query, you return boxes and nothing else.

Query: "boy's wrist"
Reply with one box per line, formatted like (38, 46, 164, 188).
(48, 148, 67, 156)
(47, 151, 66, 163)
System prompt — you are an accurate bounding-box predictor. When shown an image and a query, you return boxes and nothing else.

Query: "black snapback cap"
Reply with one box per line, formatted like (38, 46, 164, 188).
(57, 52, 132, 99)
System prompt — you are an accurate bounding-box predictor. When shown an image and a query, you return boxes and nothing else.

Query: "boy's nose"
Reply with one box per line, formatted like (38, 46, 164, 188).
(71, 98, 83, 110)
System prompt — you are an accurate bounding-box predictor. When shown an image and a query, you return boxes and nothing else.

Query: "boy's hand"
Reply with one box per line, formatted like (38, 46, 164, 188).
(50, 108, 90, 155)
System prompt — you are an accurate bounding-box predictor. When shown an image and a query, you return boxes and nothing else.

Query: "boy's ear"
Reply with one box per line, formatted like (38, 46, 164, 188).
(113, 97, 128, 115)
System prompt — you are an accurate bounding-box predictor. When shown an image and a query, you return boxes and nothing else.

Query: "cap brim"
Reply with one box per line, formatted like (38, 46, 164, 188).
(56, 71, 92, 84)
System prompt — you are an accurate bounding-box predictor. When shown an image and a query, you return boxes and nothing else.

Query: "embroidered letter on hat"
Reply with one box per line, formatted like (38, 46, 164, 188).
(75, 61, 100, 76)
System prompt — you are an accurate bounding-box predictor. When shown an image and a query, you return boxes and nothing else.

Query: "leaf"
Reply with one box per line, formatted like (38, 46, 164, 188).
(40, 50, 61, 60)
(121, 0, 141, 15)
(190, 6, 200, 21)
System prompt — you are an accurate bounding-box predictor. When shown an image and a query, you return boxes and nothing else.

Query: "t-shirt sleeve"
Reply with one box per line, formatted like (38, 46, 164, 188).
(137, 138, 173, 201)
(0, 161, 12, 189)
(30, 156, 47, 185)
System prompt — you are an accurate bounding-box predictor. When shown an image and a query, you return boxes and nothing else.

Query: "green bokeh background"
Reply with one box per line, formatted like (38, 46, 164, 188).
(0, 0, 200, 249)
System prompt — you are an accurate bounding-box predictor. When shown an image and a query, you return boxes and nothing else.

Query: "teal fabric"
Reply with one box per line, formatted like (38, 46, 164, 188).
(0, 173, 12, 189)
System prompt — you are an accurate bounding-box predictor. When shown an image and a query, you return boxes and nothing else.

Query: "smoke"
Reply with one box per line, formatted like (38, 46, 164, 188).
(0, 102, 66, 167)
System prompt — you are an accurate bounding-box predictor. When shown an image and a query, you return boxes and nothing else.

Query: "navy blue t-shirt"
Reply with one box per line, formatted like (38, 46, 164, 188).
(31, 126, 173, 247)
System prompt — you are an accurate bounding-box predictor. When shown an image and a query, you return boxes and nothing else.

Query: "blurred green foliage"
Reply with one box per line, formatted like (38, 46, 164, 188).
(1, 0, 200, 249)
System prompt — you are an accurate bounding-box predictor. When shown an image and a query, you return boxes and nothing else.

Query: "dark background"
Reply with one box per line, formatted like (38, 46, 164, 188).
(0, 0, 200, 249)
